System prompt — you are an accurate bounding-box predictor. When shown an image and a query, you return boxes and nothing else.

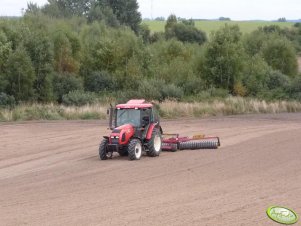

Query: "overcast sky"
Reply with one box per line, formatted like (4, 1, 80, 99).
(0, 0, 300, 20)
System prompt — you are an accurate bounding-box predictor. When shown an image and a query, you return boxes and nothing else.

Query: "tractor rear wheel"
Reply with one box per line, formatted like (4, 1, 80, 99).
(147, 129, 162, 157)
(128, 139, 142, 160)
(99, 139, 112, 160)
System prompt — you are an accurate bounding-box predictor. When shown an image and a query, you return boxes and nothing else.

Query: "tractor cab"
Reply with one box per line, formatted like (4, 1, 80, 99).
(109, 100, 159, 130)
(115, 107, 152, 128)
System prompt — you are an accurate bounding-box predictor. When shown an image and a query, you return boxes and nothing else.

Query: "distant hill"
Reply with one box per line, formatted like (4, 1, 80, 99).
(143, 20, 295, 34)
(0, 16, 20, 20)
(285, 19, 301, 23)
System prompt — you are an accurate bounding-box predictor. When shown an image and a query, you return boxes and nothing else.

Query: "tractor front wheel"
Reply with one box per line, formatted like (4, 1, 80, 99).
(99, 139, 112, 160)
(128, 139, 142, 160)
(147, 129, 162, 157)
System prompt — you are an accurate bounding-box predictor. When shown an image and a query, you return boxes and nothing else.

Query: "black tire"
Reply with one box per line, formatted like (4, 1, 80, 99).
(147, 129, 162, 157)
(118, 147, 128, 156)
(99, 139, 110, 160)
(128, 139, 142, 161)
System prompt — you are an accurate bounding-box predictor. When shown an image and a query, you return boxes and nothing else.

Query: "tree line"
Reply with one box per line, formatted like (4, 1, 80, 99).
(0, 0, 301, 107)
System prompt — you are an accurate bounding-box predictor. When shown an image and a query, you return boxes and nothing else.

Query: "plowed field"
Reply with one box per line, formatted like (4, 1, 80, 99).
(1, 114, 301, 225)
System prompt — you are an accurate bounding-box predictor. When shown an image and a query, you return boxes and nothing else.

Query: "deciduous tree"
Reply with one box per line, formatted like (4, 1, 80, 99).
(6, 46, 35, 101)
(201, 25, 245, 92)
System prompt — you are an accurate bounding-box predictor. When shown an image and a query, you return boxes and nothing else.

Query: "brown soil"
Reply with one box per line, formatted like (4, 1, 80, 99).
(1, 114, 301, 226)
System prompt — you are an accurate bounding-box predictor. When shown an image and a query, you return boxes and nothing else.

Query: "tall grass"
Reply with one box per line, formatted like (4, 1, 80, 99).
(0, 104, 107, 122)
(1, 97, 301, 122)
(159, 97, 301, 118)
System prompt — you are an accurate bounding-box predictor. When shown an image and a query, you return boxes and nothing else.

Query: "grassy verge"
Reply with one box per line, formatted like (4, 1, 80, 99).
(159, 97, 301, 118)
(0, 104, 107, 122)
(1, 97, 301, 122)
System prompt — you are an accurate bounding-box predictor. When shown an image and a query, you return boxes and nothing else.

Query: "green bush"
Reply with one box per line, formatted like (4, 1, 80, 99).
(257, 70, 291, 100)
(181, 77, 204, 95)
(116, 79, 183, 102)
(0, 92, 15, 108)
(136, 79, 162, 100)
(258, 89, 289, 101)
(53, 73, 83, 102)
(137, 79, 184, 101)
(291, 92, 301, 100)
(167, 23, 207, 45)
(161, 83, 184, 100)
(288, 76, 301, 100)
(62, 90, 97, 106)
(262, 35, 298, 76)
(209, 88, 230, 98)
(265, 70, 290, 90)
(150, 32, 165, 43)
(242, 55, 271, 96)
(165, 14, 207, 45)
(84, 71, 117, 92)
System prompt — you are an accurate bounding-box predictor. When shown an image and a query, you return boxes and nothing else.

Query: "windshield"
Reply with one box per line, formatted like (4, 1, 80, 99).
(116, 109, 141, 127)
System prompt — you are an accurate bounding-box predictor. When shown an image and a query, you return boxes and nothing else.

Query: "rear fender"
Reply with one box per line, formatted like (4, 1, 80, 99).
(146, 123, 157, 140)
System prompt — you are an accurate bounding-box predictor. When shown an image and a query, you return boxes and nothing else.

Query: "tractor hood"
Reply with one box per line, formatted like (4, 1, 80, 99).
(110, 124, 135, 145)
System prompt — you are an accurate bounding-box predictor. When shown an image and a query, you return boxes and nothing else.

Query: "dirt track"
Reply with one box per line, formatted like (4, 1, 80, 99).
(1, 114, 301, 226)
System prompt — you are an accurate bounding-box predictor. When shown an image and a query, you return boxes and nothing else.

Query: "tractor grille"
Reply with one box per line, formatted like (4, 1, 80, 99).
(111, 138, 119, 144)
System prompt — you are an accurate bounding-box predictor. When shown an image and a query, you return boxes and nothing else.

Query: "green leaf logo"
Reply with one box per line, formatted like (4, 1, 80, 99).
(267, 206, 298, 225)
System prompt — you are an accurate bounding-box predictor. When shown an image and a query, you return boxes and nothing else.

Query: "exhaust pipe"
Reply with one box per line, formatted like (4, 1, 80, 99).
(108, 106, 114, 130)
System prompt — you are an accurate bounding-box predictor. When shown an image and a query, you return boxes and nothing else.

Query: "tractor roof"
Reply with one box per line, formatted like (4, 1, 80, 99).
(116, 99, 153, 109)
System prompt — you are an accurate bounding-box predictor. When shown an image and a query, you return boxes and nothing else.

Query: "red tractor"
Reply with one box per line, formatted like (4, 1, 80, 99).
(99, 100, 163, 161)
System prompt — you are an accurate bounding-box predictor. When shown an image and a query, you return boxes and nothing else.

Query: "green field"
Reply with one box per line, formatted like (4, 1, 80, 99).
(143, 20, 294, 35)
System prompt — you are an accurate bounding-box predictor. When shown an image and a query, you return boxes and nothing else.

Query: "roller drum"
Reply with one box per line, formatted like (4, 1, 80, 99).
(162, 143, 178, 152)
(179, 140, 218, 150)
